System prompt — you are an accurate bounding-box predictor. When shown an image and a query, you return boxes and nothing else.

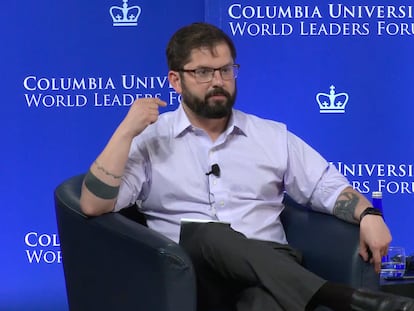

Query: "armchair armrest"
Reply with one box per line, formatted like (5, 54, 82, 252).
(281, 195, 380, 290)
(54, 174, 197, 311)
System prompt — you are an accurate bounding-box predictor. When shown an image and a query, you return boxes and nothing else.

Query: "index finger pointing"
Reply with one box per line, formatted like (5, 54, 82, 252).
(154, 98, 168, 107)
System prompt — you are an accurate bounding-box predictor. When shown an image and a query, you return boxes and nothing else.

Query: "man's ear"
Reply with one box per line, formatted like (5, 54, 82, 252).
(168, 71, 182, 94)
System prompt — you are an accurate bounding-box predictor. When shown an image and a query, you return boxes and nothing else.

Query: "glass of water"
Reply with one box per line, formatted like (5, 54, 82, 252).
(381, 246, 406, 279)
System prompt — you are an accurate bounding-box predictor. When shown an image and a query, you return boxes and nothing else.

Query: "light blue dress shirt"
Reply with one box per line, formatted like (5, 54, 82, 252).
(115, 104, 350, 243)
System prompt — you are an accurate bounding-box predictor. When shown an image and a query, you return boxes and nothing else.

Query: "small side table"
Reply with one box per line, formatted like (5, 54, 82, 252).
(380, 277, 414, 298)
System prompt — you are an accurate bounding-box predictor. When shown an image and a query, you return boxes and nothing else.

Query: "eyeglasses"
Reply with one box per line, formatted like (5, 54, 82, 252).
(179, 64, 240, 83)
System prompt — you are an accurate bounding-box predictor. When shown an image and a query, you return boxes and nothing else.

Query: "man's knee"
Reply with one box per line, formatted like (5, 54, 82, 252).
(180, 222, 244, 259)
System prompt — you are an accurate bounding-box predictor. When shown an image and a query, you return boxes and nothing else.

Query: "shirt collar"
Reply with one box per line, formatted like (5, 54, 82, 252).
(226, 109, 247, 136)
(173, 104, 247, 138)
(173, 104, 193, 137)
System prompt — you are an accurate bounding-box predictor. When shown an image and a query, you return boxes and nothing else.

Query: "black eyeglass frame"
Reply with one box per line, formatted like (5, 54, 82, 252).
(178, 64, 240, 82)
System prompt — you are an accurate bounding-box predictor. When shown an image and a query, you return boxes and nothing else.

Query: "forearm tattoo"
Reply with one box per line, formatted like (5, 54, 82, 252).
(333, 191, 359, 223)
(94, 160, 122, 179)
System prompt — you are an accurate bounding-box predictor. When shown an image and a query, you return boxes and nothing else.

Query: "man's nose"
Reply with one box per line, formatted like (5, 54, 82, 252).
(211, 69, 224, 86)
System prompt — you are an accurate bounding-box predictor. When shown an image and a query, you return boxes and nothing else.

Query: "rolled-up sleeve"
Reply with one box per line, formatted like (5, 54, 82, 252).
(284, 132, 350, 214)
(114, 137, 150, 212)
(309, 164, 350, 214)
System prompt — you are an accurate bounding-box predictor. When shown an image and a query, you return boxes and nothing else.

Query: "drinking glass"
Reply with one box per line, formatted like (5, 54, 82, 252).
(380, 246, 406, 279)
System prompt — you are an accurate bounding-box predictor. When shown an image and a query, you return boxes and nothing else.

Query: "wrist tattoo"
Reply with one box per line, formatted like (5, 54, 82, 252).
(333, 191, 359, 223)
(94, 160, 122, 179)
(84, 170, 120, 200)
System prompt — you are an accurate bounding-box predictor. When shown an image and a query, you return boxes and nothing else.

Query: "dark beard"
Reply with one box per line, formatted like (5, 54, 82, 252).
(181, 84, 236, 119)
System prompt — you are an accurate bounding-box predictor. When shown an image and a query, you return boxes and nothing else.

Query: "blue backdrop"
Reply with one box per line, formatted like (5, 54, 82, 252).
(1, 0, 413, 310)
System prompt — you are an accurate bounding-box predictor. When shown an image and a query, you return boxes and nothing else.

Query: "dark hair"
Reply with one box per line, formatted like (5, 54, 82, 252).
(166, 22, 237, 71)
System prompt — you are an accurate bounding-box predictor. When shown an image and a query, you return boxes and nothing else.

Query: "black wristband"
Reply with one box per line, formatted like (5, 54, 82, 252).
(359, 207, 383, 222)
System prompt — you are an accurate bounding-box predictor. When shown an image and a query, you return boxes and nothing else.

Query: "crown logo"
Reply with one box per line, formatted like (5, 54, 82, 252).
(316, 85, 349, 114)
(110, 0, 141, 26)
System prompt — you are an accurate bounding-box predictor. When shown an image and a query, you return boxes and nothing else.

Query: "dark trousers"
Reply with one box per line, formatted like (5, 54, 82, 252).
(179, 222, 326, 311)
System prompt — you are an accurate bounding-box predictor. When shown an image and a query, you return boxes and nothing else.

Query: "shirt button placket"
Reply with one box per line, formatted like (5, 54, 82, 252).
(208, 149, 219, 217)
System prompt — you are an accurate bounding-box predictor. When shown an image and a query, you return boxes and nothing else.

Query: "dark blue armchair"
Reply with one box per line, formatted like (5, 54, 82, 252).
(54, 174, 379, 311)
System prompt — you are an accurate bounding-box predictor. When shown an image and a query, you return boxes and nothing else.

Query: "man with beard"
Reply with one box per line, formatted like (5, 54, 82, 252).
(80, 22, 414, 311)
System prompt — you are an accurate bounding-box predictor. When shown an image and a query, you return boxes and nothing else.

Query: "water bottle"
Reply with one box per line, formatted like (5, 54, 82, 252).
(371, 191, 383, 215)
